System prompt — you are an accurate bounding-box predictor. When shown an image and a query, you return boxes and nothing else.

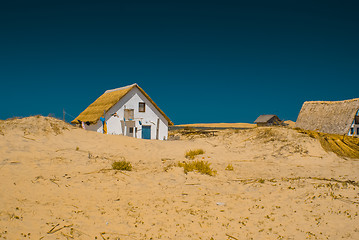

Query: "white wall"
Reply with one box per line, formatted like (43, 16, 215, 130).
(348, 110, 359, 137)
(84, 120, 103, 133)
(84, 87, 169, 140)
(349, 123, 359, 136)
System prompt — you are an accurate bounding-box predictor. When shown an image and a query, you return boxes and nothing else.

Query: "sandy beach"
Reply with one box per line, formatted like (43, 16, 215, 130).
(1, 116, 359, 239)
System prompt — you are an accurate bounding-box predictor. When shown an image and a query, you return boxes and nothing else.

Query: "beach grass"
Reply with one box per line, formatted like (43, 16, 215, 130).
(225, 164, 234, 171)
(112, 160, 132, 171)
(178, 160, 216, 176)
(185, 149, 205, 159)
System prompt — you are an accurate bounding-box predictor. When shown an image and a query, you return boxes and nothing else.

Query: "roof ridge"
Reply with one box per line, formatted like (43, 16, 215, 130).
(105, 83, 138, 93)
(304, 98, 359, 104)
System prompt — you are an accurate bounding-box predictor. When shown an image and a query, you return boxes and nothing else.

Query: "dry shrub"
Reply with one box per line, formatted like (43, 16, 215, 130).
(254, 128, 288, 143)
(50, 122, 63, 135)
(112, 160, 132, 171)
(185, 149, 205, 159)
(297, 129, 359, 159)
(183, 126, 196, 131)
(171, 128, 215, 139)
(163, 163, 176, 172)
(178, 160, 216, 176)
(225, 164, 234, 171)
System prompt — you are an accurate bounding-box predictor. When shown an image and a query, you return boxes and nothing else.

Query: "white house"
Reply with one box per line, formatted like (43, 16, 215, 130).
(348, 110, 359, 137)
(71, 83, 173, 140)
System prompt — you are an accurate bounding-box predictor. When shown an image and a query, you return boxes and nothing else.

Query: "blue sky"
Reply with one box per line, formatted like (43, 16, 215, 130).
(1, 0, 358, 124)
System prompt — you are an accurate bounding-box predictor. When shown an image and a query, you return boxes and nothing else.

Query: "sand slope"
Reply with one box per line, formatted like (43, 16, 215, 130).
(0, 116, 359, 239)
(174, 122, 256, 129)
(175, 120, 295, 129)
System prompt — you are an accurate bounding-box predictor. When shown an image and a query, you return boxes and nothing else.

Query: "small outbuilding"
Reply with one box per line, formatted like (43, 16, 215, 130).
(71, 83, 173, 140)
(254, 115, 282, 127)
(295, 98, 359, 136)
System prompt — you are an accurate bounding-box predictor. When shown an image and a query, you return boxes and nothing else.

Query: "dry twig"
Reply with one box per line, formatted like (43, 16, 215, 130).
(226, 233, 239, 240)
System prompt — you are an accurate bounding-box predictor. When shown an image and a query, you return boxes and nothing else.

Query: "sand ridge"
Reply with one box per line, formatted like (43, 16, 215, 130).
(174, 122, 256, 129)
(0, 116, 359, 239)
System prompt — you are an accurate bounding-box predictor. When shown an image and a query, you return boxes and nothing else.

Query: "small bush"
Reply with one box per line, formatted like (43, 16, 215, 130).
(163, 163, 176, 172)
(225, 164, 234, 171)
(258, 178, 265, 184)
(178, 160, 216, 176)
(185, 149, 205, 159)
(112, 160, 132, 171)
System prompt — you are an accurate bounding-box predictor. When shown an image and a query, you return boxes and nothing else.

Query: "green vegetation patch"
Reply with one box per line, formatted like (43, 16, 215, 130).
(185, 149, 205, 159)
(112, 160, 132, 171)
(178, 160, 216, 176)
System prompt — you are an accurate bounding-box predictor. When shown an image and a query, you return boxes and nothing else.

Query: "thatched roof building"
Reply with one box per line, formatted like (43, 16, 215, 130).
(71, 84, 173, 125)
(71, 83, 173, 140)
(295, 98, 359, 135)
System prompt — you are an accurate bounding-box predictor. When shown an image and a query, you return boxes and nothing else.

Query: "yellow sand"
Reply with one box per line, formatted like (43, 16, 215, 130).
(284, 120, 296, 128)
(0, 116, 359, 239)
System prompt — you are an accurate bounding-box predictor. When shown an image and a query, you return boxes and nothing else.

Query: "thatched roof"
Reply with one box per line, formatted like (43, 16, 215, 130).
(254, 115, 280, 123)
(295, 98, 359, 135)
(71, 84, 173, 125)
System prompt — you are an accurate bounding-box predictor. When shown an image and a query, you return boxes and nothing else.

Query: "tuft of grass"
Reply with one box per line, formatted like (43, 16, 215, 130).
(258, 178, 265, 184)
(50, 122, 62, 135)
(185, 149, 205, 159)
(178, 160, 216, 176)
(225, 164, 234, 171)
(163, 163, 176, 172)
(112, 160, 132, 171)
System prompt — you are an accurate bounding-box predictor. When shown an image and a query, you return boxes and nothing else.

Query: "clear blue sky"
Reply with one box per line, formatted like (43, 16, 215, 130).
(1, 0, 358, 124)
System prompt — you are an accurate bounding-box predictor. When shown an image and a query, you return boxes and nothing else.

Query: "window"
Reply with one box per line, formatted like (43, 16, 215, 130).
(139, 102, 145, 112)
(129, 127, 134, 134)
(124, 109, 134, 120)
(357, 128, 359, 135)
(350, 128, 354, 135)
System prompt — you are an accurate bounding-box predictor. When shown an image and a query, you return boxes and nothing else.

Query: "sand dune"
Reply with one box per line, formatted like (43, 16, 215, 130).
(174, 122, 256, 129)
(175, 120, 295, 129)
(0, 116, 359, 239)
